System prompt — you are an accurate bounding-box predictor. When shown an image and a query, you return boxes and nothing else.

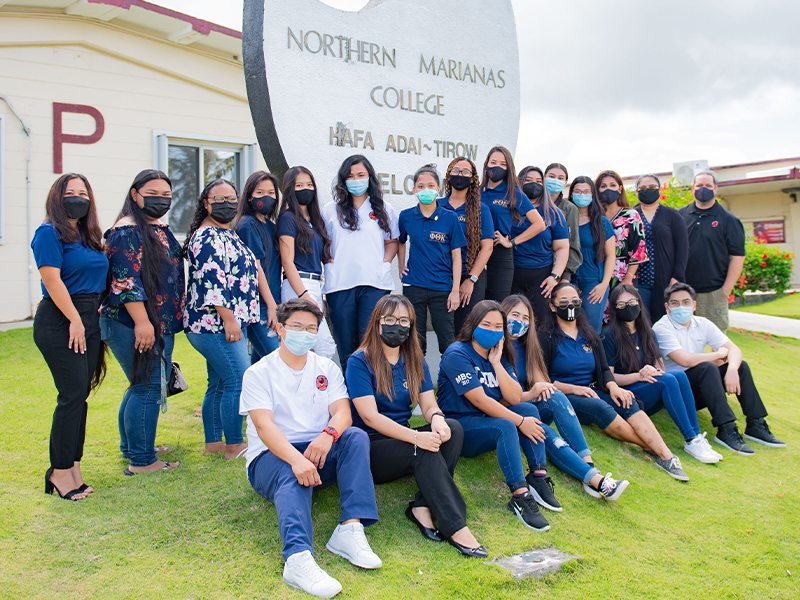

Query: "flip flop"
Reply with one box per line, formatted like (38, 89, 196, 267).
(154, 446, 173, 455)
(124, 462, 178, 476)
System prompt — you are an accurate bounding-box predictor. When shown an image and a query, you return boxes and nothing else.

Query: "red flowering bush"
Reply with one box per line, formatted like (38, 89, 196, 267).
(742, 241, 795, 295)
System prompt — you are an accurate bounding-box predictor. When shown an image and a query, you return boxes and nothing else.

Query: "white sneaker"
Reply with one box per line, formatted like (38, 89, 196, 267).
(326, 523, 382, 569)
(684, 432, 722, 464)
(584, 473, 629, 501)
(283, 550, 342, 598)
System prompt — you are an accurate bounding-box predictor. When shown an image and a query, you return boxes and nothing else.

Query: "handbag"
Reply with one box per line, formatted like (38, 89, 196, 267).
(167, 361, 188, 396)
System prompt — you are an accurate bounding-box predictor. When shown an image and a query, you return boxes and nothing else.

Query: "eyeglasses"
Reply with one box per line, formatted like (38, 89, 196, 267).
(449, 168, 473, 177)
(209, 195, 238, 203)
(637, 185, 659, 192)
(554, 299, 582, 309)
(284, 323, 319, 334)
(381, 315, 411, 327)
(615, 299, 639, 310)
(667, 299, 694, 308)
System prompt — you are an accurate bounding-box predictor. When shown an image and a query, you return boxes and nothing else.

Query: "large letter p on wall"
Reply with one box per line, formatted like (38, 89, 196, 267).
(53, 102, 105, 174)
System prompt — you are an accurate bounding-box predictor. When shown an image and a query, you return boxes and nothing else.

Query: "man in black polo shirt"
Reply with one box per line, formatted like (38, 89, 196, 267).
(679, 171, 745, 332)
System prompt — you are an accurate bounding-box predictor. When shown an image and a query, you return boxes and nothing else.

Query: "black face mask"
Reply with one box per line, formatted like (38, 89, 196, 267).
(251, 194, 277, 216)
(599, 189, 620, 205)
(638, 189, 660, 205)
(63, 196, 90, 220)
(141, 195, 172, 219)
(487, 166, 507, 183)
(554, 304, 581, 322)
(380, 324, 410, 348)
(209, 201, 238, 224)
(522, 182, 544, 201)
(615, 304, 640, 322)
(449, 175, 471, 191)
(694, 187, 715, 203)
(295, 189, 316, 206)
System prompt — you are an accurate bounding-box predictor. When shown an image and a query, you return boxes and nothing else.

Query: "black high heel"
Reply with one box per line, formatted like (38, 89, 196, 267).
(44, 467, 85, 501)
(405, 506, 442, 542)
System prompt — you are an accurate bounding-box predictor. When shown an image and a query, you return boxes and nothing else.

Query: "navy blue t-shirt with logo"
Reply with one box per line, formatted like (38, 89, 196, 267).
(440, 195, 495, 276)
(550, 332, 596, 387)
(277, 212, 325, 276)
(480, 181, 534, 236)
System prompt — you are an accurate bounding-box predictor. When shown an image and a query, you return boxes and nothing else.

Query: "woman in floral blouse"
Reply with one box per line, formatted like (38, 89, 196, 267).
(183, 179, 259, 459)
(100, 169, 185, 474)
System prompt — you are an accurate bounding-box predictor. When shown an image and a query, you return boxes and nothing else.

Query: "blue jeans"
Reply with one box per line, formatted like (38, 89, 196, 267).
(327, 285, 389, 368)
(573, 276, 608, 334)
(457, 403, 546, 491)
(100, 316, 174, 467)
(247, 427, 379, 561)
(533, 391, 600, 484)
(637, 285, 654, 321)
(626, 371, 701, 441)
(248, 303, 280, 364)
(565, 388, 641, 429)
(186, 330, 250, 445)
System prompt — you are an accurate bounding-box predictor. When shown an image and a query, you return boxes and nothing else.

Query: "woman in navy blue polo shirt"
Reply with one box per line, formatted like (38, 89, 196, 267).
(347, 294, 487, 557)
(511, 166, 570, 326)
(397, 164, 466, 356)
(100, 169, 184, 475)
(32, 173, 109, 500)
(278, 166, 336, 359)
(439, 156, 494, 334)
(235, 171, 282, 362)
(437, 300, 558, 531)
(479, 147, 546, 302)
(539, 282, 689, 481)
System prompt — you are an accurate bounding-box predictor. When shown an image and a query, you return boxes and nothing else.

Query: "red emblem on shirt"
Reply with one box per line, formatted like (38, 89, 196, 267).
(316, 375, 328, 391)
(369, 212, 378, 220)
(712, 221, 719, 227)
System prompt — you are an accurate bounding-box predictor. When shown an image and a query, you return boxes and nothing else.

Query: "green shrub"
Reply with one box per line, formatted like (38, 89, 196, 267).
(737, 242, 796, 298)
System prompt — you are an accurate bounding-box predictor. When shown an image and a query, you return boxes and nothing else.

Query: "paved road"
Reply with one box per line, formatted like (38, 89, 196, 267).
(729, 311, 800, 339)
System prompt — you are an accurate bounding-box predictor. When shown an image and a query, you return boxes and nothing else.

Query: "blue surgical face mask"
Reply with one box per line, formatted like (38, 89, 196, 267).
(507, 319, 529, 339)
(545, 178, 565, 195)
(416, 188, 438, 205)
(572, 193, 593, 207)
(473, 327, 504, 350)
(282, 329, 317, 356)
(669, 306, 693, 325)
(346, 178, 369, 196)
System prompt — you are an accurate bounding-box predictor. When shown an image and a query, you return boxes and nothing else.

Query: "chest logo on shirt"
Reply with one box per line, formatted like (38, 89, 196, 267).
(582, 344, 592, 353)
(430, 231, 448, 243)
(316, 375, 328, 391)
(712, 221, 719, 227)
(369, 212, 378, 221)
(403, 380, 409, 389)
(455, 372, 472, 386)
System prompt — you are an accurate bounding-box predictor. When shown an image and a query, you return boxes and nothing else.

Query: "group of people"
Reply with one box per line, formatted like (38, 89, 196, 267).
(32, 149, 787, 598)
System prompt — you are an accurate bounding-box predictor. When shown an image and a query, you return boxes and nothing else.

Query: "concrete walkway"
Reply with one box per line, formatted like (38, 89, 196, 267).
(729, 311, 800, 339)
(0, 320, 32, 332)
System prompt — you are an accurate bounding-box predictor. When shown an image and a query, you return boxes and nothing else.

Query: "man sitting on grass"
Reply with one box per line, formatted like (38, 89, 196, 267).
(240, 298, 381, 598)
(653, 283, 786, 456)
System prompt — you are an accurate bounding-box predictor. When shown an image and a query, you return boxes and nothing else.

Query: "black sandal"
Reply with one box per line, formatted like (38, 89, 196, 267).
(44, 467, 85, 501)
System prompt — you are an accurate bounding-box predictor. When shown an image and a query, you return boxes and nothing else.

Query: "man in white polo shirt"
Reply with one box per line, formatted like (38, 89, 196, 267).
(240, 298, 381, 598)
(653, 283, 785, 456)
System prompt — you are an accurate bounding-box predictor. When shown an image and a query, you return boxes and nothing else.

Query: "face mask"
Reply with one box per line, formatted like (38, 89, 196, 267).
(416, 188, 438, 204)
(251, 194, 277, 216)
(346, 178, 369, 196)
(507, 319, 529, 339)
(694, 187, 715, 203)
(669, 306, 693, 325)
(487, 166, 507, 183)
(295, 189, 316, 206)
(572, 193, 593, 207)
(638, 189, 660, 205)
(615, 304, 640, 322)
(545, 178, 565, 195)
(473, 326, 504, 350)
(599, 189, 620, 205)
(380, 324, 410, 348)
(554, 304, 581, 322)
(141, 195, 172, 219)
(63, 196, 90, 220)
(522, 182, 543, 201)
(449, 174, 471, 191)
(282, 329, 317, 356)
(209, 201, 238, 224)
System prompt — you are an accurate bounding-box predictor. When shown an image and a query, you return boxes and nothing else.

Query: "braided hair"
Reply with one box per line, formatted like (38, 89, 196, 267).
(444, 156, 482, 271)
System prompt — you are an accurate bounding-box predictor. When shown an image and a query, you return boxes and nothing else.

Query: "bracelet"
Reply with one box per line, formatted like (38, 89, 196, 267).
(430, 411, 446, 421)
(413, 430, 417, 456)
(299, 290, 308, 298)
(516, 416, 526, 428)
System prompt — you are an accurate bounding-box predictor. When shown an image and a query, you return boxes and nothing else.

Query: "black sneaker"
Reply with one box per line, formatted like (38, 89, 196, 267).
(507, 492, 550, 531)
(714, 423, 755, 456)
(744, 418, 787, 448)
(526, 474, 562, 512)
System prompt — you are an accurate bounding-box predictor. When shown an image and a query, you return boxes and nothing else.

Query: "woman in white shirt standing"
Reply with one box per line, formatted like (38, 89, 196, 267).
(323, 155, 399, 367)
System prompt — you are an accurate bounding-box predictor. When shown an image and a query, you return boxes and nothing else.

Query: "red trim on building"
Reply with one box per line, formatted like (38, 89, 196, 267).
(717, 168, 800, 187)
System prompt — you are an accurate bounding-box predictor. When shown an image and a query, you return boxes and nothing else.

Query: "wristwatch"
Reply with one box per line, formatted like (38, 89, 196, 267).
(550, 272, 562, 282)
(322, 426, 339, 443)
(511, 238, 517, 248)
(469, 274, 479, 284)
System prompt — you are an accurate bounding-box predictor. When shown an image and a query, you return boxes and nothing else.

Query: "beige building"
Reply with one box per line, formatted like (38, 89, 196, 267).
(0, 0, 267, 322)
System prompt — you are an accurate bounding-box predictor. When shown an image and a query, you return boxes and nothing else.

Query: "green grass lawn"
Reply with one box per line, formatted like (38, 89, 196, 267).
(734, 292, 800, 320)
(0, 328, 797, 599)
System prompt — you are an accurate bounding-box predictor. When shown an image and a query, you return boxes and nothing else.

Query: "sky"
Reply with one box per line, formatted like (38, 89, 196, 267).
(157, 0, 800, 178)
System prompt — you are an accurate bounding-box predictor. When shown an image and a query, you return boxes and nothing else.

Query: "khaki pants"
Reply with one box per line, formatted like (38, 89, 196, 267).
(695, 287, 729, 333)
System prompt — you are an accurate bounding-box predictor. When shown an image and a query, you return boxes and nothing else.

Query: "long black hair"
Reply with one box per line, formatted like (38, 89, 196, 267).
(444, 156, 482, 271)
(480, 146, 523, 220)
(456, 299, 516, 368)
(568, 176, 606, 264)
(117, 169, 172, 382)
(44, 173, 104, 251)
(544, 163, 569, 202)
(541, 281, 601, 346)
(279, 166, 332, 263)
(235, 170, 281, 261)
(331, 155, 391, 235)
(182, 178, 237, 257)
(606, 284, 661, 373)
(518, 165, 560, 227)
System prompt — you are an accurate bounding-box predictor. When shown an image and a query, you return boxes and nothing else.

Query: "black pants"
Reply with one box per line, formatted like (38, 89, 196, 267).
(403, 285, 454, 355)
(511, 264, 553, 327)
(33, 295, 102, 469)
(454, 271, 487, 337)
(369, 420, 467, 538)
(485, 245, 514, 302)
(684, 361, 768, 428)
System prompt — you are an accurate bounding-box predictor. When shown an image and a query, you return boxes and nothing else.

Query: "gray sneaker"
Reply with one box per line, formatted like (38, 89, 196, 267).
(655, 455, 689, 481)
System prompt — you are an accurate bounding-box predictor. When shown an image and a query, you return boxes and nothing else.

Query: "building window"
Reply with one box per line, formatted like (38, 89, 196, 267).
(154, 132, 259, 235)
(0, 115, 5, 245)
